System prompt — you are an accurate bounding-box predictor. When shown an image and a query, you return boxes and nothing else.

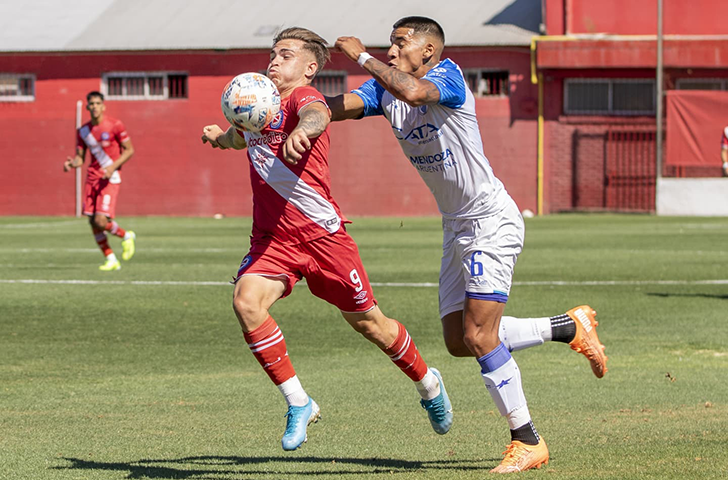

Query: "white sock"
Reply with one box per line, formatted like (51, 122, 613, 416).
(106, 253, 118, 263)
(415, 368, 441, 400)
(506, 404, 533, 430)
(479, 347, 528, 419)
(499, 316, 552, 352)
(277, 375, 309, 407)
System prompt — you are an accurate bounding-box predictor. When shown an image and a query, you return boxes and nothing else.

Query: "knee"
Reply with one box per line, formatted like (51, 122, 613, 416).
(443, 335, 473, 357)
(90, 215, 107, 230)
(232, 292, 265, 330)
(463, 329, 500, 357)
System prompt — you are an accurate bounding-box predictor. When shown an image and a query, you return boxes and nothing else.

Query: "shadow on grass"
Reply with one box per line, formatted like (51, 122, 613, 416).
(54, 455, 495, 478)
(646, 292, 728, 300)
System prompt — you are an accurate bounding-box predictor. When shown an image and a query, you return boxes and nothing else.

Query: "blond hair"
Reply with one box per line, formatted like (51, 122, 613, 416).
(273, 27, 330, 75)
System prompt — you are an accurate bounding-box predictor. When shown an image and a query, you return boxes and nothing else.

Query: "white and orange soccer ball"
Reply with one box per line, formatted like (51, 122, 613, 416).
(221, 73, 281, 132)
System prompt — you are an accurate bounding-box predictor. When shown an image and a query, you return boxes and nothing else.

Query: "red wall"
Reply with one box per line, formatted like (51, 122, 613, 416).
(544, 0, 728, 35)
(0, 48, 537, 217)
(540, 70, 657, 212)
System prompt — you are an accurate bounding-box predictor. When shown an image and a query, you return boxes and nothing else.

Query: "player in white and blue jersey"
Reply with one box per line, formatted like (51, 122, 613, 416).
(330, 16, 608, 473)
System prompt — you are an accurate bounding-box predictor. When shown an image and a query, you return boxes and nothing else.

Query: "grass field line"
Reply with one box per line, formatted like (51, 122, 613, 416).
(0, 219, 86, 229)
(0, 247, 235, 253)
(2, 278, 727, 287)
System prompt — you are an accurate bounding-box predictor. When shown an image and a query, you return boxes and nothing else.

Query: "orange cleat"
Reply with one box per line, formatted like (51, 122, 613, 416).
(567, 305, 608, 378)
(491, 439, 549, 473)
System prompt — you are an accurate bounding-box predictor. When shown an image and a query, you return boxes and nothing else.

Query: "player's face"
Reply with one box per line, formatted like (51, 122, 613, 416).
(387, 27, 429, 75)
(267, 39, 317, 95)
(86, 97, 105, 119)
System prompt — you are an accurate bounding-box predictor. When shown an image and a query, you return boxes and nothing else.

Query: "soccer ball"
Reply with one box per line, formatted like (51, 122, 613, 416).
(221, 73, 281, 132)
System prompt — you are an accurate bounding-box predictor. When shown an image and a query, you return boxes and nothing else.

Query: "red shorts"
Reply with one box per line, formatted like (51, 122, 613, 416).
(234, 229, 377, 313)
(83, 179, 120, 218)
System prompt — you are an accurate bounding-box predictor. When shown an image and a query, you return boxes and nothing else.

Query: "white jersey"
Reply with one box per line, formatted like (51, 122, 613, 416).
(353, 58, 513, 219)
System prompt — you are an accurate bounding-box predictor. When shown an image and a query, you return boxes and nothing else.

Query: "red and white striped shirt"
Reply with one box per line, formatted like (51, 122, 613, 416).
(76, 116, 130, 184)
(239, 86, 348, 245)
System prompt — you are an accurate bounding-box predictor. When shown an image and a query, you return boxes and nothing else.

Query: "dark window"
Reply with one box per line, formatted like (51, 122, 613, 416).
(565, 79, 655, 115)
(613, 81, 654, 113)
(566, 81, 609, 112)
(312, 72, 346, 96)
(465, 70, 509, 97)
(167, 74, 188, 99)
(676, 79, 725, 91)
(104, 72, 188, 100)
(0, 74, 35, 101)
(148, 76, 165, 96)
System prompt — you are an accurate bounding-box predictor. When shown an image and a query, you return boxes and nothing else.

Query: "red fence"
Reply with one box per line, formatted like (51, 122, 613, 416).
(605, 128, 656, 212)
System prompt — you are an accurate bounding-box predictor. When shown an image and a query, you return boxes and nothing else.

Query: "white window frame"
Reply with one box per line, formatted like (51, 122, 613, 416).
(102, 71, 187, 100)
(676, 78, 728, 90)
(564, 78, 656, 116)
(0, 73, 35, 102)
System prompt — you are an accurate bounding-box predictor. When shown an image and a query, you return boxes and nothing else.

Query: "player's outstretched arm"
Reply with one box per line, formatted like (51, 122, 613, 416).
(282, 102, 329, 165)
(201, 125, 247, 151)
(335, 36, 440, 107)
(326, 93, 365, 122)
(63, 147, 85, 172)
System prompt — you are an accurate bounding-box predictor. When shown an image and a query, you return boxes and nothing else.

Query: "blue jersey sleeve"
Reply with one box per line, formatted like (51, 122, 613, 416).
(424, 59, 467, 109)
(352, 79, 385, 117)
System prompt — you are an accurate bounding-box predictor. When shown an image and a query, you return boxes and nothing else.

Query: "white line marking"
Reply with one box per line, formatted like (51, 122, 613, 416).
(0, 248, 236, 253)
(0, 279, 727, 287)
(0, 220, 85, 229)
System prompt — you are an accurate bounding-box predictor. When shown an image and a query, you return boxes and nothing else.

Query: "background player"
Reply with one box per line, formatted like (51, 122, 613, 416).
(200, 27, 452, 452)
(328, 17, 607, 473)
(63, 91, 136, 271)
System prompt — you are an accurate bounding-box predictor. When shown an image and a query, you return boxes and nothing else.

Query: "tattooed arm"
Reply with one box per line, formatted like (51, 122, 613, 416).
(335, 35, 440, 107)
(363, 57, 440, 106)
(282, 101, 330, 165)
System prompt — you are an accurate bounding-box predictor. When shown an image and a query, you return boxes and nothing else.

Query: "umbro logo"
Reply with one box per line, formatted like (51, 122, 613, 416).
(263, 357, 282, 368)
(574, 309, 593, 332)
(353, 290, 368, 300)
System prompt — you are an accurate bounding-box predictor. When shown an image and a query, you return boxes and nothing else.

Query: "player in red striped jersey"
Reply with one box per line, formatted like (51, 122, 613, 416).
(201, 27, 452, 451)
(63, 91, 136, 271)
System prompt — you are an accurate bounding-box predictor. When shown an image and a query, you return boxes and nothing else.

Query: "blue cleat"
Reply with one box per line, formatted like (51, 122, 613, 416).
(420, 367, 453, 434)
(281, 397, 320, 451)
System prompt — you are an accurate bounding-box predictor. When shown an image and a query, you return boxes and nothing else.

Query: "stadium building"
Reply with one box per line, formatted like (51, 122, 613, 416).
(1, 0, 726, 216)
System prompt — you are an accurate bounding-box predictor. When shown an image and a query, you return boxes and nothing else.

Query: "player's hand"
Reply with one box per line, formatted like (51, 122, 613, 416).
(63, 156, 76, 172)
(282, 129, 311, 165)
(335, 36, 367, 63)
(101, 167, 114, 179)
(202, 125, 226, 149)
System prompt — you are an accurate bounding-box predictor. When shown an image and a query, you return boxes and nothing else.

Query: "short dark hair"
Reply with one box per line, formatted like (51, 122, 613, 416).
(86, 91, 104, 102)
(273, 27, 330, 75)
(392, 16, 445, 45)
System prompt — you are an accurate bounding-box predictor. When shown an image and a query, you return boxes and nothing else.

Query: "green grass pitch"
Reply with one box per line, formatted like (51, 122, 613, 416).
(1, 215, 727, 479)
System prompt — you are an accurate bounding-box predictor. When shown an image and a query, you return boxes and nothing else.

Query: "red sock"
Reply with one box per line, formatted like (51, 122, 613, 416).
(93, 228, 113, 257)
(243, 316, 296, 385)
(382, 320, 428, 382)
(105, 221, 126, 238)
